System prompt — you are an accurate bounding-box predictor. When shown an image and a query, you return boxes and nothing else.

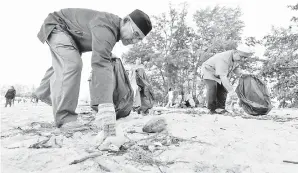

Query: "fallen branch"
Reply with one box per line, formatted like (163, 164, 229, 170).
(170, 136, 212, 146)
(5, 146, 20, 149)
(278, 66, 298, 69)
(283, 160, 298, 164)
(127, 130, 149, 134)
(97, 162, 111, 172)
(69, 152, 103, 165)
(156, 164, 164, 173)
(65, 126, 91, 133)
(29, 137, 51, 149)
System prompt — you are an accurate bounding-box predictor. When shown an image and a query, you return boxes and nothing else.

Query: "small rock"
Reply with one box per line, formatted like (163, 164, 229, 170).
(108, 144, 119, 152)
(142, 117, 167, 133)
(148, 145, 155, 152)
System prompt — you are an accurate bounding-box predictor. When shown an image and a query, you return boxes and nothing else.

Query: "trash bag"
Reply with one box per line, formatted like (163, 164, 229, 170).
(112, 58, 134, 119)
(136, 68, 154, 113)
(235, 75, 273, 116)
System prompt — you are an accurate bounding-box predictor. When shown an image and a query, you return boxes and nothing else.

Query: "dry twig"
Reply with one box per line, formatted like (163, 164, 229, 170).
(69, 152, 103, 165)
(283, 160, 298, 164)
(29, 137, 51, 149)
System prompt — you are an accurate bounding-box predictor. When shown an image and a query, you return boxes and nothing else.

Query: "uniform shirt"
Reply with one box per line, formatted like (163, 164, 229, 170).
(37, 8, 121, 54)
(201, 50, 240, 84)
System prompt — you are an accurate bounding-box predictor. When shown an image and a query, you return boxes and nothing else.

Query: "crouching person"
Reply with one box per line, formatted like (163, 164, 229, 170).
(201, 44, 253, 114)
(34, 8, 152, 148)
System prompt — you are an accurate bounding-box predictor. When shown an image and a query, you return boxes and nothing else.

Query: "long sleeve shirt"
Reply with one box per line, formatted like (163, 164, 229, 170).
(37, 8, 121, 54)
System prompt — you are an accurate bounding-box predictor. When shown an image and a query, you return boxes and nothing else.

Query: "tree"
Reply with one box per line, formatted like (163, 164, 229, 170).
(123, 2, 194, 102)
(261, 3, 298, 107)
(192, 6, 245, 94)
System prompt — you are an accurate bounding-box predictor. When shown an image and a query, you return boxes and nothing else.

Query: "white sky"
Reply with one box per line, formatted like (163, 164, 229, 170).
(0, 0, 297, 99)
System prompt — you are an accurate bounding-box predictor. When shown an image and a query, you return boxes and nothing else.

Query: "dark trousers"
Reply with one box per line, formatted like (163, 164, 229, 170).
(35, 27, 114, 127)
(5, 98, 12, 107)
(204, 79, 228, 111)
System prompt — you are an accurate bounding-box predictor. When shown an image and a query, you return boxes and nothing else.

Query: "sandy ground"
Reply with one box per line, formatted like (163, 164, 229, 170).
(1, 102, 298, 173)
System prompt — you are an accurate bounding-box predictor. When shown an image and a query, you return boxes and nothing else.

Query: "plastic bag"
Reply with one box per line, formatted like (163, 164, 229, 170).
(235, 75, 273, 115)
(112, 58, 134, 119)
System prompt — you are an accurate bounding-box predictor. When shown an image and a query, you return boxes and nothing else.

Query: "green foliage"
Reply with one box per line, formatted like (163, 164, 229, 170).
(192, 5, 244, 55)
(193, 6, 245, 90)
(260, 3, 298, 107)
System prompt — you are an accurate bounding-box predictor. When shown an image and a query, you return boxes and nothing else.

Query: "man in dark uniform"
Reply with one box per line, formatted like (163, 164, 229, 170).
(34, 8, 152, 146)
(5, 86, 16, 107)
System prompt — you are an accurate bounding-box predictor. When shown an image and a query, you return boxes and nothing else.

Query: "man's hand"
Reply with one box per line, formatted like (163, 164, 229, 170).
(227, 90, 238, 102)
(94, 127, 126, 151)
(226, 90, 239, 111)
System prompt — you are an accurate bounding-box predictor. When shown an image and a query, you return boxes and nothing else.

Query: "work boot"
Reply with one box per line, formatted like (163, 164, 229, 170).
(217, 109, 229, 114)
(208, 110, 217, 114)
(59, 120, 89, 131)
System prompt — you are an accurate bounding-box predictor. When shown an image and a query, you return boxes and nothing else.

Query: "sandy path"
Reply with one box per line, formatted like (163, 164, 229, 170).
(1, 103, 298, 173)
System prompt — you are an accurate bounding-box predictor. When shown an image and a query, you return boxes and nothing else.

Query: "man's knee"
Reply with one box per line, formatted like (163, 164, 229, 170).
(67, 59, 83, 73)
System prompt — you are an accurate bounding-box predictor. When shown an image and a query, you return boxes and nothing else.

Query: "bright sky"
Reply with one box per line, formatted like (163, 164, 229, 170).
(0, 0, 296, 99)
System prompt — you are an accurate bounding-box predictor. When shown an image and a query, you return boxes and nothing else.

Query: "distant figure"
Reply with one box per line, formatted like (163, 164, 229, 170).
(165, 88, 174, 108)
(129, 58, 142, 110)
(129, 57, 154, 115)
(184, 92, 196, 108)
(4, 86, 16, 107)
(135, 60, 154, 115)
(31, 94, 39, 104)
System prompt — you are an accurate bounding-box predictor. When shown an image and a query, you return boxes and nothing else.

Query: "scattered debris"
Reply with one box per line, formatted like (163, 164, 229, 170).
(70, 152, 103, 165)
(29, 137, 51, 149)
(29, 135, 62, 149)
(283, 160, 298, 164)
(127, 130, 148, 134)
(97, 162, 111, 172)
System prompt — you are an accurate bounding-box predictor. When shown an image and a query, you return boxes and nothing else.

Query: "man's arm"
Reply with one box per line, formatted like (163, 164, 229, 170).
(214, 59, 234, 92)
(220, 75, 234, 92)
(91, 26, 116, 65)
(5, 91, 8, 98)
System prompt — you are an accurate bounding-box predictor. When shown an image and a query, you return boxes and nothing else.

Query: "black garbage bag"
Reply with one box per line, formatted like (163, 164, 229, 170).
(112, 58, 134, 119)
(136, 68, 154, 113)
(235, 75, 273, 116)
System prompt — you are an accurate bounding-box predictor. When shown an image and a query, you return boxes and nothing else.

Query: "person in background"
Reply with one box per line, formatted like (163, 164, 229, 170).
(135, 58, 154, 115)
(5, 86, 16, 107)
(129, 57, 154, 115)
(165, 88, 174, 108)
(129, 57, 143, 111)
(201, 44, 253, 114)
(184, 92, 196, 108)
